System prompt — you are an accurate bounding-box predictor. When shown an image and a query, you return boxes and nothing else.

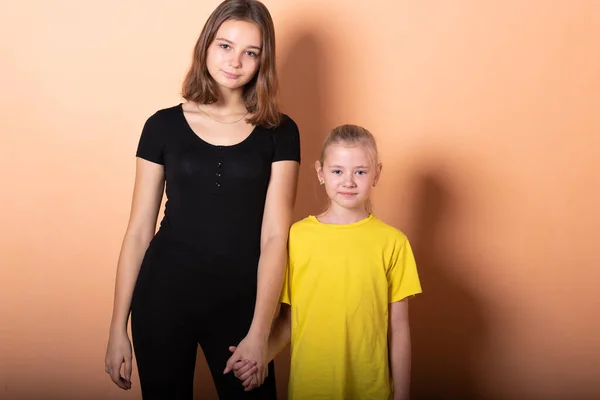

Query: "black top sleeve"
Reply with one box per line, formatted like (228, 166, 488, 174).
(136, 113, 164, 165)
(271, 115, 301, 163)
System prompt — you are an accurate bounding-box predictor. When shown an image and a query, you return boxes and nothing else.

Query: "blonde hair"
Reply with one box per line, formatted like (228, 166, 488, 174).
(319, 124, 380, 213)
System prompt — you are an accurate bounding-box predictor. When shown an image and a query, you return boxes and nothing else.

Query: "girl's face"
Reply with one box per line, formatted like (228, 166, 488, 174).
(316, 143, 381, 212)
(206, 19, 262, 91)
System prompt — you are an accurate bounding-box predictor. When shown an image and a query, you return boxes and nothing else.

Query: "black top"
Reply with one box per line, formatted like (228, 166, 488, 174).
(136, 104, 301, 277)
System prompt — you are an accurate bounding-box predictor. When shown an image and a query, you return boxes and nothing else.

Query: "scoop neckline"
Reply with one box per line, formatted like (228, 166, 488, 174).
(308, 214, 375, 228)
(178, 103, 258, 148)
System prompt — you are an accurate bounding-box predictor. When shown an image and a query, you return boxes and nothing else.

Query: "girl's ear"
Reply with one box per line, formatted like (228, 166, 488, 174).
(373, 162, 383, 186)
(315, 160, 324, 185)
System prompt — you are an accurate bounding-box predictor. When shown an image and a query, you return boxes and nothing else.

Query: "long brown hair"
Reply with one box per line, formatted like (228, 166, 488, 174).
(181, 0, 281, 128)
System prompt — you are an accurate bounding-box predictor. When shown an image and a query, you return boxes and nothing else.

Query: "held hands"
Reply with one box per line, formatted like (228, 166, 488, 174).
(224, 334, 269, 392)
(227, 346, 268, 391)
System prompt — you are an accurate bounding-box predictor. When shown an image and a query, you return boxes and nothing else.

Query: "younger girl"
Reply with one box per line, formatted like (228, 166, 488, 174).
(231, 125, 422, 399)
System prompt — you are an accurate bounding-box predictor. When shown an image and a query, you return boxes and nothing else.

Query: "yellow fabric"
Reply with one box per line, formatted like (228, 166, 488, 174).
(281, 214, 422, 400)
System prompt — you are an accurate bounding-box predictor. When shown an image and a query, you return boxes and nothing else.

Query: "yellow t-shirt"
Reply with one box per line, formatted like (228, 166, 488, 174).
(281, 214, 422, 400)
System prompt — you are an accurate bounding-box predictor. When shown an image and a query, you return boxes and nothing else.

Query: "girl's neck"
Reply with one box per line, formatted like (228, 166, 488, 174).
(317, 203, 370, 225)
(206, 86, 246, 113)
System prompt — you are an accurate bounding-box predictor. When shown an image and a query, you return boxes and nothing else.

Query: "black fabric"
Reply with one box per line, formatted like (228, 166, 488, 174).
(131, 103, 300, 399)
(131, 247, 276, 399)
(135, 103, 300, 277)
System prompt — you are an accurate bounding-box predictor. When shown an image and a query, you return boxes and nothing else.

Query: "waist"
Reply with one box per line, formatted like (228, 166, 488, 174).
(160, 216, 259, 245)
(147, 228, 259, 276)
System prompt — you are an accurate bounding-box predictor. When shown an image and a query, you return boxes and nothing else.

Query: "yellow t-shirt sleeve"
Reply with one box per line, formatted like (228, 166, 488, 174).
(280, 260, 291, 305)
(388, 238, 422, 303)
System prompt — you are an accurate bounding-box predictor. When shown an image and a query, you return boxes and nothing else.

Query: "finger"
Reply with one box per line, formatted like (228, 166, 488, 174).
(233, 360, 255, 374)
(124, 356, 133, 384)
(224, 351, 242, 374)
(109, 367, 128, 390)
(257, 367, 265, 386)
(232, 361, 244, 376)
(238, 365, 258, 381)
(119, 376, 132, 390)
(233, 361, 250, 379)
(229, 346, 237, 353)
(244, 375, 257, 391)
(238, 362, 257, 377)
(249, 374, 260, 391)
(232, 359, 249, 372)
(259, 365, 268, 385)
(233, 365, 252, 379)
(242, 373, 255, 387)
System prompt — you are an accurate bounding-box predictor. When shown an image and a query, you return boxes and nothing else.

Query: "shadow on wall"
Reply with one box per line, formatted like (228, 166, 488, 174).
(408, 171, 487, 400)
(279, 32, 330, 223)
(191, 29, 330, 400)
(275, 29, 330, 399)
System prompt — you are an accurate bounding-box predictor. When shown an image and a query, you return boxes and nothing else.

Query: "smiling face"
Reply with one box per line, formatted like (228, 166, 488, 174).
(205, 19, 262, 91)
(316, 143, 382, 212)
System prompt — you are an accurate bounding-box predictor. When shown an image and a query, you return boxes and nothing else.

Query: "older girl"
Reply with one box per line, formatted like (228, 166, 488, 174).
(105, 1, 300, 398)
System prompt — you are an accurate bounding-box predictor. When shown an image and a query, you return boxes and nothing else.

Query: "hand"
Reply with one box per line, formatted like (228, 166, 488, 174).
(224, 335, 268, 386)
(230, 347, 268, 392)
(231, 355, 257, 382)
(105, 330, 132, 390)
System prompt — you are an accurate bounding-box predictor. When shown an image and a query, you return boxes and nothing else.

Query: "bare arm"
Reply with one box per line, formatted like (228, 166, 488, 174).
(248, 160, 299, 340)
(224, 160, 298, 379)
(109, 158, 164, 334)
(266, 304, 292, 362)
(389, 299, 412, 400)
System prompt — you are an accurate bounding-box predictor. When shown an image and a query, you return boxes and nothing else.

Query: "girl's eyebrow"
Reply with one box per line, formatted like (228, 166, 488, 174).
(215, 37, 262, 51)
(328, 165, 370, 169)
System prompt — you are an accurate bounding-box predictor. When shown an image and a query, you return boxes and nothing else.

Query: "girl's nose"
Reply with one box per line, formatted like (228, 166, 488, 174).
(343, 175, 356, 187)
(229, 52, 242, 68)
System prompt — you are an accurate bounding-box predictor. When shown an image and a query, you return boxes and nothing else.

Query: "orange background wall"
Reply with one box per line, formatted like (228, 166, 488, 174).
(1, 1, 599, 399)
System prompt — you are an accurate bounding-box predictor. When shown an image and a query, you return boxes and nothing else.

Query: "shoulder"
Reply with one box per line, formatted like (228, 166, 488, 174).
(266, 113, 299, 135)
(144, 104, 182, 127)
(139, 104, 184, 145)
(290, 216, 316, 237)
(263, 113, 301, 162)
(368, 216, 409, 245)
(290, 216, 313, 231)
(279, 114, 299, 129)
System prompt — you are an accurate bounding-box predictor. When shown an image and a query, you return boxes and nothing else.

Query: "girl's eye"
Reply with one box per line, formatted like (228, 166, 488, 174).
(246, 51, 258, 58)
(356, 170, 367, 175)
(332, 170, 342, 175)
(219, 44, 230, 50)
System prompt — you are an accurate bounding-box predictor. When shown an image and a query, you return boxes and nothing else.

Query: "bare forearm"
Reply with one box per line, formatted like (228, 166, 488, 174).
(109, 232, 153, 334)
(389, 325, 412, 400)
(248, 236, 287, 340)
(267, 310, 291, 362)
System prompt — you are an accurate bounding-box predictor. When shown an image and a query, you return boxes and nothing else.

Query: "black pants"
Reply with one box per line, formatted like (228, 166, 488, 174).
(131, 244, 277, 399)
